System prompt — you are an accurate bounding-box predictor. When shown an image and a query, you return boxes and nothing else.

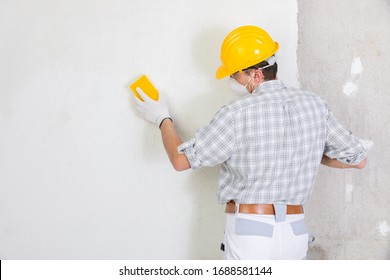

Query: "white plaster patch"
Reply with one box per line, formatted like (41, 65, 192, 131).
(344, 172, 353, 204)
(343, 57, 363, 97)
(351, 57, 363, 77)
(359, 139, 374, 151)
(377, 221, 390, 236)
(344, 183, 353, 203)
(343, 81, 359, 96)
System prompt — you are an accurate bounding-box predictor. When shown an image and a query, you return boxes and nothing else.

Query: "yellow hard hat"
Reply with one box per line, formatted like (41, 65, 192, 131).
(216, 26, 279, 79)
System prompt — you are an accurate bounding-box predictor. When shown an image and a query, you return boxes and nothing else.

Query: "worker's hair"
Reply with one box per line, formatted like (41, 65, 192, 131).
(244, 60, 278, 81)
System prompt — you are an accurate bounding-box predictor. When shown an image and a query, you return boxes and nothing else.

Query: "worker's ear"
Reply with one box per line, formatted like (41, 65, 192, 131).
(253, 69, 264, 84)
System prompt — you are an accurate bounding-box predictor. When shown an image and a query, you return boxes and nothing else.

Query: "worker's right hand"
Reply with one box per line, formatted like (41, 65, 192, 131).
(135, 88, 171, 127)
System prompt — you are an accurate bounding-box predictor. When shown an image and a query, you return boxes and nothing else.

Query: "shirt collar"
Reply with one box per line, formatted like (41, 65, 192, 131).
(253, 80, 286, 95)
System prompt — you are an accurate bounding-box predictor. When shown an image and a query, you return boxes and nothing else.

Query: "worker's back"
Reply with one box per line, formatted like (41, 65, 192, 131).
(217, 80, 327, 205)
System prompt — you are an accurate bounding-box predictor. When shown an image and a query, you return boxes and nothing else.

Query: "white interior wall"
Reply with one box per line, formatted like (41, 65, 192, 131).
(0, 0, 298, 259)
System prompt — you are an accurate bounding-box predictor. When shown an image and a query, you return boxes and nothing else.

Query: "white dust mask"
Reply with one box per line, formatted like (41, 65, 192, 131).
(229, 76, 253, 97)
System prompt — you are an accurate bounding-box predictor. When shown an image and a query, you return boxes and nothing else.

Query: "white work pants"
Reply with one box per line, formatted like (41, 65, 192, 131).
(223, 213, 309, 260)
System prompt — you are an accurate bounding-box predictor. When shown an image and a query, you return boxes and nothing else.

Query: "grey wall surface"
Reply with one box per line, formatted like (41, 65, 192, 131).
(298, 0, 390, 259)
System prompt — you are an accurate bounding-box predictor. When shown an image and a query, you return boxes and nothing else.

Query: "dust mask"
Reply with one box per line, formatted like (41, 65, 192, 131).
(229, 76, 253, 97)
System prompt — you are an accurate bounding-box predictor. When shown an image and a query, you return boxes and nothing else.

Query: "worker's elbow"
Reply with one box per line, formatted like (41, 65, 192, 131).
(356, 157, 367, 169)
(172, 162, 187, 172)
(171, 155, 190, 172)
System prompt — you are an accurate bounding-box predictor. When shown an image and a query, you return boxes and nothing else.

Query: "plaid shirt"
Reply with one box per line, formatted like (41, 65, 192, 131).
(178, 80, 367, 205)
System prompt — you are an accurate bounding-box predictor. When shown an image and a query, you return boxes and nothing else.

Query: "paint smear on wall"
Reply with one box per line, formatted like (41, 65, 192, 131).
(343, 57, 363, 96)
(377, 221, 390, 236)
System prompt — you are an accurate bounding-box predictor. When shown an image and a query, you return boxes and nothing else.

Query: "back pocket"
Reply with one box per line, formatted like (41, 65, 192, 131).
(235, 217, 274, 237)
(290, 219, 308, 235)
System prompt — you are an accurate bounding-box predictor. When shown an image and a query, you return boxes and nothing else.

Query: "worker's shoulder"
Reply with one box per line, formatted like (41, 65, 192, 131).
(225, 86, 326, 112)
(283, 86, 323, 101)
(272, 86, 330, 111)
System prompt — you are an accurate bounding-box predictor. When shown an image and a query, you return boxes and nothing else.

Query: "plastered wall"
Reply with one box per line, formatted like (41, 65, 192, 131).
(0, 0, 298, 259)
(298, 0, 390, 259)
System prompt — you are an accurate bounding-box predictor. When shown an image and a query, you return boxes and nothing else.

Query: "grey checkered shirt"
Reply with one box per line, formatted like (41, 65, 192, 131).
(178, 80, 367, 205)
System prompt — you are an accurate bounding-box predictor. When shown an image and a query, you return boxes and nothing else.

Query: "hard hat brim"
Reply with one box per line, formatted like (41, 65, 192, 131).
(216, 65, 231, 79)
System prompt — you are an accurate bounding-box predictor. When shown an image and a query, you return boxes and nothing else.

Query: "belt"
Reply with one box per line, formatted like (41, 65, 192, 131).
(225, 201, 304, 215)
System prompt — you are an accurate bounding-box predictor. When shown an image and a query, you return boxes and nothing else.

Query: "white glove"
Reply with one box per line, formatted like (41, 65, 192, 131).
(135, 87, 171, 127)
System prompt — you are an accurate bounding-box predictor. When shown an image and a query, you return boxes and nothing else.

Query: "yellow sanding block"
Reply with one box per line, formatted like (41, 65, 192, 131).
(130, 75, 159, 102)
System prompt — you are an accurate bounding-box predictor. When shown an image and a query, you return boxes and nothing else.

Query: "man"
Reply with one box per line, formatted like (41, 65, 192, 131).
(134, 26, 367, 259)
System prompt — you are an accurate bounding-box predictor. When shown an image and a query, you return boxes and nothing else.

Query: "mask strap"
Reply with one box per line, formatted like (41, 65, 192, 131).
(258, 55, 277, 70)
(244, 76, 253, 88)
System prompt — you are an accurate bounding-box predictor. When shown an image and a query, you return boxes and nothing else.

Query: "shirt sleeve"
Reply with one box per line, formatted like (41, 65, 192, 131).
(178, 106, 236, 169)
(324, 106, 367, 165)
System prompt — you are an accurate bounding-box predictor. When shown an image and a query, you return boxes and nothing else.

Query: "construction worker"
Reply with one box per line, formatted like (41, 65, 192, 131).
(134, 26, 367, 259)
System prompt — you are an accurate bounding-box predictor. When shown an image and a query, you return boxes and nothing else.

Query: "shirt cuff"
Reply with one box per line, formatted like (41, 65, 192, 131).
(178, 139, 202, 169)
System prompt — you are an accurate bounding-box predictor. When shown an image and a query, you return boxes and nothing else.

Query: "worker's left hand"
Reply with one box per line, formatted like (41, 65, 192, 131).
(135, 88, 171, 127)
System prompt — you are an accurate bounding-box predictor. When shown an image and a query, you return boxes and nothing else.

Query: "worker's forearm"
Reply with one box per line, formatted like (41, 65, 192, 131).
(321, 155, 367, 169)
(160, 118, 191, 171)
